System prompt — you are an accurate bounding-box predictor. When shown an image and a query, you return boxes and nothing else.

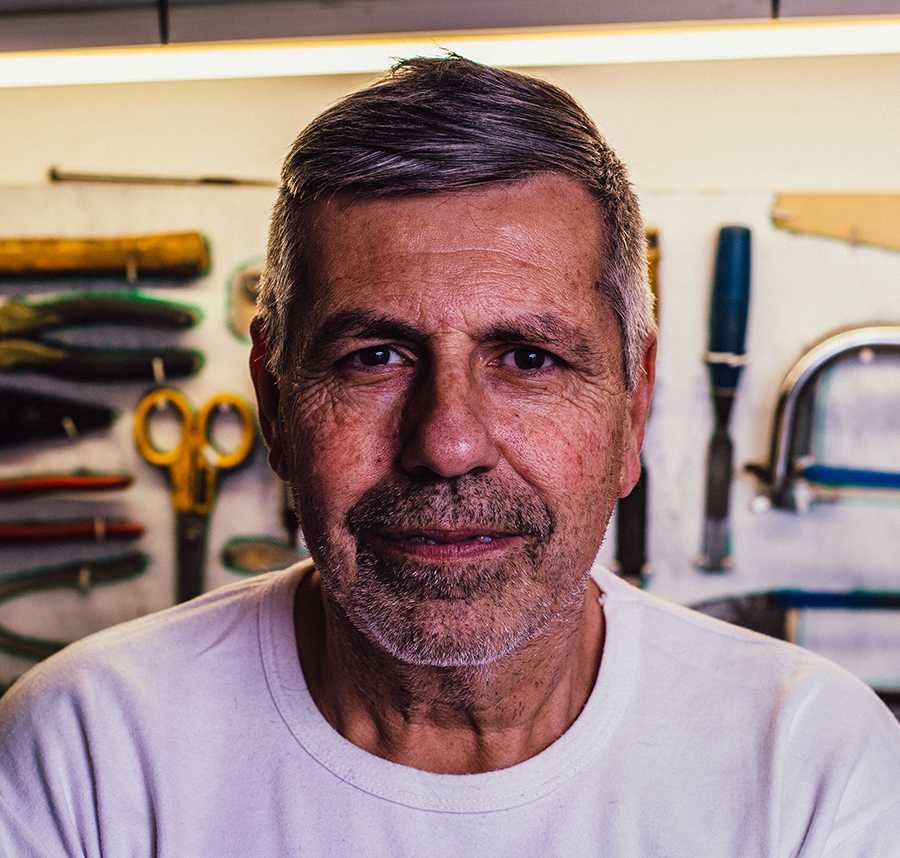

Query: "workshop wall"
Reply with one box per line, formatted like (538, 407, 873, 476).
(1, 53, 899, 190)
(1, 51, 898, 693)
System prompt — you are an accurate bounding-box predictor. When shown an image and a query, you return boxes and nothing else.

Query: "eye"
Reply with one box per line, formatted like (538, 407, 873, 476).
(345, 345, 406, 368)
(500, 347, 557, 371)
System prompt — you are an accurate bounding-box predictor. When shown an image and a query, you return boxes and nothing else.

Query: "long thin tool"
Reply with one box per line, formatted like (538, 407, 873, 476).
(692, 588, 900, 642)
(0, 518, 143, 545)
(0, 552, 147, 661)
(0, 471, 132, 499)
(0, 388, 116, 447)
(699, 226, 752, 572)
(49, 166, 277, 188)
(0, 292, 204, 381)
(0, 231, 210, 280)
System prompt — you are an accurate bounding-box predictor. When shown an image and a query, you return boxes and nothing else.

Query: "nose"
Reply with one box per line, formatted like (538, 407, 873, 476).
(400, 362, 500, 480)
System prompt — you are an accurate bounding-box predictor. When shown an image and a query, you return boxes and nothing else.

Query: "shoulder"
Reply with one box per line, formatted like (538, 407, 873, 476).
(594, 564, 900, 757)
(595, 566, 900, 853)
(595, 565, 866, 699)
(0, 562, 307, 721)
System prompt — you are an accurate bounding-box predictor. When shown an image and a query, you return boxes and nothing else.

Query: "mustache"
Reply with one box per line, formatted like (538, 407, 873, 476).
(345, 474, 554, 543)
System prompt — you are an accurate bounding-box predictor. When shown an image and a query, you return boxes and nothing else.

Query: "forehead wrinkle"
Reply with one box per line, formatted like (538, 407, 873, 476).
(326, 246, 569, 287)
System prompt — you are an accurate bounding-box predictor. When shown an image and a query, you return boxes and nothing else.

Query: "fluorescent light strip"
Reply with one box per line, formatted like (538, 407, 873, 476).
(0, 17, 899, 88)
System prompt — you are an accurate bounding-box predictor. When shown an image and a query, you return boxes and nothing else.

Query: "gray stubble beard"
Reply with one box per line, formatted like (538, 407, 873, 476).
(309, 475, 591, 668)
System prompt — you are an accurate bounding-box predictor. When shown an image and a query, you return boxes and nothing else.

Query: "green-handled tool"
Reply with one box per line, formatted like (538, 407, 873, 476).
(698, 226, 752, 572)
(0, 292, 204, 381)
(0, 552, 147, 661)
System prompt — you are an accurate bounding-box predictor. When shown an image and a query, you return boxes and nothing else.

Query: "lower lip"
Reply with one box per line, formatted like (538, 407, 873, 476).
(367, 532, 523, 561)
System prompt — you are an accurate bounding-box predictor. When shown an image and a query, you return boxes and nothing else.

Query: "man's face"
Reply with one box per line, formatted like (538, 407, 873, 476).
(257, 173, 652, 667)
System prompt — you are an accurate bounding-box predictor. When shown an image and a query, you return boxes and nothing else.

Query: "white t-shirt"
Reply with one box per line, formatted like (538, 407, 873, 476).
(1, 562, 899, 858)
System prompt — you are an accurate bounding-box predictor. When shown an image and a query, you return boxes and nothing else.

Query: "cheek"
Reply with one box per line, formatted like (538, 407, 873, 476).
(279, 383, 398, 524)
(496, 399, 626, 527)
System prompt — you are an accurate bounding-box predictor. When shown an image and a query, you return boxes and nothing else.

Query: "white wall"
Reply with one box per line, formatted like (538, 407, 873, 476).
(1, 52, 899, 689)
(1, 52, 899, 191)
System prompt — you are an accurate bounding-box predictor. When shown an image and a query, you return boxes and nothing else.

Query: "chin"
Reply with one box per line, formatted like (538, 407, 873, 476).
(340, 548, 587, 668)
(356, 598, 543, 668)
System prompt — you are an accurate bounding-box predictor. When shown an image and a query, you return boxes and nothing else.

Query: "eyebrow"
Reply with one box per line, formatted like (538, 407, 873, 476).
(303, 310, 427, 362)
(483, 313, 601, 363)
(304, 309, 603, 365)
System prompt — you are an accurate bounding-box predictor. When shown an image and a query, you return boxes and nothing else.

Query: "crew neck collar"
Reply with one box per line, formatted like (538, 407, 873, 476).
(259, 560, 641, 813)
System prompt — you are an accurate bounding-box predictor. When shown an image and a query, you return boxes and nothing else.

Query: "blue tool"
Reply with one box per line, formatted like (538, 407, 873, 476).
(699, 226, 752, 571)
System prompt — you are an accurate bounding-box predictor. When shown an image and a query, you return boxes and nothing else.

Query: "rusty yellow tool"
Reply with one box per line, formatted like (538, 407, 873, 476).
(134, 387, 256, 603)
(0, 231, 210, 280)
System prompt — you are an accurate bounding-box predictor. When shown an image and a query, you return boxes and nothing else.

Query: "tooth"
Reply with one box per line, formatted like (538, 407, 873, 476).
(478, 535, 493, 543)
(410, 536, 426, 544)
(425, 539, 438, 545)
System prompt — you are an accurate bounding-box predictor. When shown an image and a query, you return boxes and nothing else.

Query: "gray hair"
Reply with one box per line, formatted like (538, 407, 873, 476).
(258, 55, 655, 391)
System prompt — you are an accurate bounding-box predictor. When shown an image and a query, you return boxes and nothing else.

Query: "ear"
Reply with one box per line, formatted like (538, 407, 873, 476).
(617, 335, 657, 498)
(249, 317, 290, 481)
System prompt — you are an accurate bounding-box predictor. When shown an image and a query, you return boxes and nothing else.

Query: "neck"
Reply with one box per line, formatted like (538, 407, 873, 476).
(294, 570, 605, 774)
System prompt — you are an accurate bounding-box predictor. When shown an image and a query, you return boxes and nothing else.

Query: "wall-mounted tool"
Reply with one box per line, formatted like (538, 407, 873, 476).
(0, 292, 204, 381)
(0, 470, 132, 499)
(0, 552, 147, 661)
(0, 388, 116, 447)
(227, 258, 262, 341)
(134, 387, 256, 603)
(221, 535, 309, 576)
(0, 231, 210, 282)
(691, 588, 900, 717)
(698, 226, 752, 572)
(615, 228, 659, 587)
(693, 588, 900, 638)
(49, 166, 276, 189)
(0, 518, 143, 545)
(772, 193, 900, 252)
(747, 325, 900, 512)
(282, 480, 299, 548)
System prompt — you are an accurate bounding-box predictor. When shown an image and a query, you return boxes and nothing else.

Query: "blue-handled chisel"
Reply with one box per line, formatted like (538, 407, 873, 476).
(699, 226, 752, 571)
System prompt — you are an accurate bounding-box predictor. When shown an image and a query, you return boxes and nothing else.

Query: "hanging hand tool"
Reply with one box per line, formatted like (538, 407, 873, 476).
(746, 325, 900, 512)
(0, 292, 200, 334)
(0, 470, 132, 499)
(801, 464, 900, 492)
(227, 259, 262, 341)
(49, 166, 276, 189)
(221, 535, 309, 577)
(0, 387, 116, 447)
(0, 518, 143, 545)
(0, 292, 203, 381)
(692, 588, 900, 645)
(615, 228, 659, 587)
(698, 226, 752, 572)
(0, 552, 147, 661)
(771, 193, 900, 252)
(0, 231, 210, 281)
(134, 387, 256, 603)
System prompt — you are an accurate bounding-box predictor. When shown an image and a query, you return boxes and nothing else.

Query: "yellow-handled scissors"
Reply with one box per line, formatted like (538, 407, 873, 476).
(134, 387, 256, 603)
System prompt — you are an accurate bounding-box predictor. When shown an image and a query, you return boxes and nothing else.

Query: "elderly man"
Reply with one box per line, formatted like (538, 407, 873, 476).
(2, 57, 899, 857)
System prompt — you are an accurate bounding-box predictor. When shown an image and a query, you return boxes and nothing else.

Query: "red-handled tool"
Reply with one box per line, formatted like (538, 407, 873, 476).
(0, 471, 132, 499)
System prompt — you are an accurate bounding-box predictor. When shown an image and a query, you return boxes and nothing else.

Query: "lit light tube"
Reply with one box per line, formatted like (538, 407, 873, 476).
(0, 16, 898, 88)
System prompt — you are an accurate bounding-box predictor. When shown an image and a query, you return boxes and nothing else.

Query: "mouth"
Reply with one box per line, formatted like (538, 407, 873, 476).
(367, 528, 523, 560)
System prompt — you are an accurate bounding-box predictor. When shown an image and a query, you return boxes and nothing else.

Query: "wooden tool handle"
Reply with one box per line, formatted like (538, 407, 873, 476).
(0, 231, 210, 279)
